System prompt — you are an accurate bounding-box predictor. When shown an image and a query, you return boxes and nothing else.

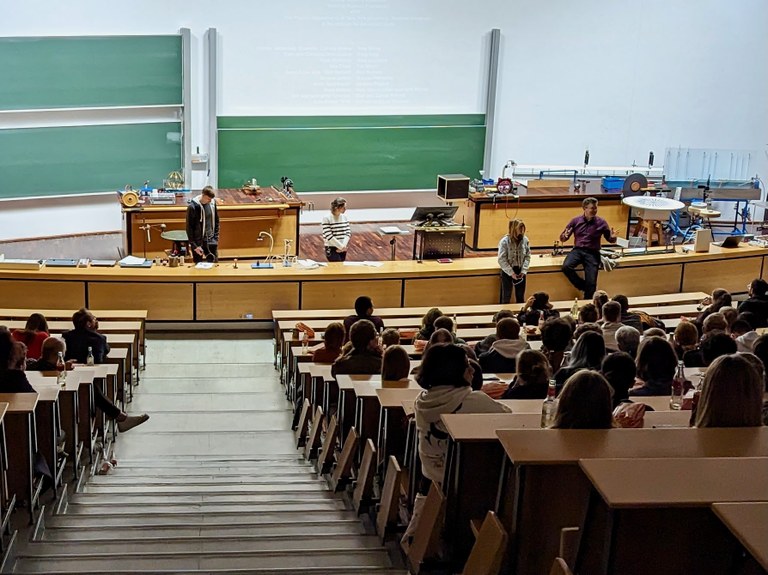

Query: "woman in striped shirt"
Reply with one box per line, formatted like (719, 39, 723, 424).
(322, 197, 351, 262)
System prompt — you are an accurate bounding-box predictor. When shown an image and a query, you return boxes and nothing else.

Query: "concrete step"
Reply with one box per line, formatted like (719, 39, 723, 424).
(81, 481, 326, 494)
(22, 534, 386, 555)
(112, 455, 306, 466)
(41, 521, 367, 541)
(70, 492, 337, 505)
(14, 568, 406, 575)
(48, 508, 356, 526)
(12, 548, 394, 572)
(101, 468, 317, 479)
(63, 500, 347, 515)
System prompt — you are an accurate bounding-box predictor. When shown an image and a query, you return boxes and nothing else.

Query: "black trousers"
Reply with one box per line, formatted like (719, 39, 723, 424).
(192, 240, 218, 263)
(325, 246, 347, 262)
(94, 385, 121, 420)
(500, 268, 526, 304)
(562, 248, 600, 298)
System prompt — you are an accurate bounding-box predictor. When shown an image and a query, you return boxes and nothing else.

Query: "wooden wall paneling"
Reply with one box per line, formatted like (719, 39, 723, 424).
(682, 256, 762, 294)
(525, 271, 582, 301)
(301, 279, 402, 310)
(404, 275, 499, 306)
(196, 281, 299, 320)
(88, 282, 193, 320)
(0, 280, 84, 309)
(596, 263, 683, 297)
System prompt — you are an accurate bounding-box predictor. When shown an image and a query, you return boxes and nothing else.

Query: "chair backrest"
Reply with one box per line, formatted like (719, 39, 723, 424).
(461, 511, 508, 575)
(549, 557, 574, 575)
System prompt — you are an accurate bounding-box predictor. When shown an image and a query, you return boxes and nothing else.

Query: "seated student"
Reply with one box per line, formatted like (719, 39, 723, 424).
(629, 336, 677, 397)
(381, 345, 411, 388)
(540, 317, 573, 373)
(738, 278, 768, 328)
(694, 288, 732, 335)
(700, 331, 738, 366)
(415, 307, 443, 342)
(380, 328, 401, 349)
(593, 290, 610, 321)
(672, 321, 699, 359)
(578, 303, 599, 324)
(342, 296, 385, 342)
(600, 301, 624, 351)
(600, 351, 637, 408)
(720, 306, 738, 331)
(474, 309, 515, 356)
(610, 294, 643, 331)
(412, 328, 455, 375)
(309, 322, 345, 363)
(731, 318, 758, 353)
(501, 349, 551, 399)
(573, 321, 603, 341)
(517, 291, 559, 327)
(615, 325, 640, 358)
(643, 327, 667, 339)
(551, 370, 614, 429)
(28, 337, 149, 432)
(683, 314, 728, 367)
(554, 331, 606, 390)
(11, 313, 49, 360)
(693, 353, 764, 427)
(433, 315, 465, 345)
(331, 319, 382, 377)
(478, 317, 528, 374)
(0, 334, 36, 393)
(752, 334, 768, 389)
(62, 308, 110, 364)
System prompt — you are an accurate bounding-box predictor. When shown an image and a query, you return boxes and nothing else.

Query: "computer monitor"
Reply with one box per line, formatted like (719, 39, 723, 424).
(409, 206, 458, 225)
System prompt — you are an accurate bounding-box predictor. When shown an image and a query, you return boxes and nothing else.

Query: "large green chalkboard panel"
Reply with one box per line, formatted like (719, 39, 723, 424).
(217, 115, 485, 191)
(0, 36, 182, 111)
(0, 122, 182, 199)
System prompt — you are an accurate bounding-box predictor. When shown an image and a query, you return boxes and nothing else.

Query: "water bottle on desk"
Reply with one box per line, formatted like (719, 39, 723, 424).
(670, 360, 685, 410)
(56, 352, 67, 386)
(540, 379, 558, 428)
(87, 346, 95, 367)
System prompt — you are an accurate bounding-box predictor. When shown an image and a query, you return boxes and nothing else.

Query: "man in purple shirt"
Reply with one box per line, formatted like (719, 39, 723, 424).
(559, 197, 617, 298)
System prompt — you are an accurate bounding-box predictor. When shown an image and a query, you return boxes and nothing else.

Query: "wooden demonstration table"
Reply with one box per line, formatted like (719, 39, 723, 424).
(455, 187, 629, 250)
(122, 187, 302, 259)
(0, 244, 765, 321)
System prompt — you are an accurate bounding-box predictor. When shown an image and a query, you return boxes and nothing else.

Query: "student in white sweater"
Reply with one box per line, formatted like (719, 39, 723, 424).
(321, 197, 351, 261)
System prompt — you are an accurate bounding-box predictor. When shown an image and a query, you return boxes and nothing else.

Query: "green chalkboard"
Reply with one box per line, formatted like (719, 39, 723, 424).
(217, 115, 485, 192)
(0, 123, 182, 199)
(0, 35, 182, 110)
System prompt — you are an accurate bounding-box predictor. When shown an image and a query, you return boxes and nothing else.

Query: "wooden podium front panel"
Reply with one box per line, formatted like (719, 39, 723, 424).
(403, 275, 498, 306)
(88, 282, 193, 321)
(683, 255, 762, 293)
(196, 282, 299, 320)
(0, 280, 84, 309)
(301, 279, 402, 310)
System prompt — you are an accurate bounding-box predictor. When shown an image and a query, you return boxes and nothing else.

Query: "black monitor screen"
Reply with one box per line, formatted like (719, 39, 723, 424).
(409, 206, 458, 223)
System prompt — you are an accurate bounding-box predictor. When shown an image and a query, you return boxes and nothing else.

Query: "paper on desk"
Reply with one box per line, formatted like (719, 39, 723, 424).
(194, 262, 214, 269)
(380, 226, 403, 234)
(343, 261, 383, 268)
(296, 259, 327, 269)
(118, 255, 146, 266)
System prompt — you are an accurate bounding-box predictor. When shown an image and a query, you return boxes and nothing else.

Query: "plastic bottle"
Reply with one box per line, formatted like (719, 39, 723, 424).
(570, 298, 579, 318)
(670, 360, 685, 410)
(540, 379, 558, 428)
(56, 352, 67, 386)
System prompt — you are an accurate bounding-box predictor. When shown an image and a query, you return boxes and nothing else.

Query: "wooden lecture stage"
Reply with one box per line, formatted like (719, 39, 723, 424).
(454, 186, 629, 250)
(0, 244, 764, 321)
(122, 187, 302, 259)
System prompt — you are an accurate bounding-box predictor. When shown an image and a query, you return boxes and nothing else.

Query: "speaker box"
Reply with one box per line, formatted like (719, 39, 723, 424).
(437, 174, 470, 200)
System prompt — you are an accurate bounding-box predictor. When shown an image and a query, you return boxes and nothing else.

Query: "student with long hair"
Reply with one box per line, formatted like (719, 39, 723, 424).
(309, 322, 345, 363)
(554, 331, 606, 390)
(694, 354, 764, 428)
(11, 313, 49, 360)
(381, 345, 411, 388)
(501, 349, 552, 399)
(322, 197, 351, 262)
(551, 370, 614, 429)
(630, 336, 678, 396)
(498, 219, 531, 304)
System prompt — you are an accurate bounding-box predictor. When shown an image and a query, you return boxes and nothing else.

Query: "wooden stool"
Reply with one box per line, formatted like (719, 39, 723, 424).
(632, 218, 663, 246)
(687, 204, 721, 230)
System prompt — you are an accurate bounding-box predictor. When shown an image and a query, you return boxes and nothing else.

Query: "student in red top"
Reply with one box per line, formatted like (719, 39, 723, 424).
(11, 313, 50, 360)
(559, 197, 617, 299)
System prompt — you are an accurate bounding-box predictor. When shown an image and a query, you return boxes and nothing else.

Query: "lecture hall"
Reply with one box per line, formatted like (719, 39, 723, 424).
(0, 1, 767, 574)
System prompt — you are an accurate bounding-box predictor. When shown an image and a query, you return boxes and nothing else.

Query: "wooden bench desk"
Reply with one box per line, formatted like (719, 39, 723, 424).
(377, 387, 422, 466)
(578, 457, 768, 575)
(712, 502, 768, 575)
(0, 402, 11, 551)
(494, 428, 768, 575)
(27, 383, 63, 497)
(0, 393, 40, 524)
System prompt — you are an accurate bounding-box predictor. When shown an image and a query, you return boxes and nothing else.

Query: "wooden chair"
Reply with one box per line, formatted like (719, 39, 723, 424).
(461, 511, 508, 575)
(294, 399, 311, 449)
(404, 481, 446, 574)
(376, 455, 404, 541)
(318, 414, 339, 474)
(331, 427, 358, 491)
(549, 557, 574, 575)
(303, 406, 324, 461)
(352, 439, 377, 513)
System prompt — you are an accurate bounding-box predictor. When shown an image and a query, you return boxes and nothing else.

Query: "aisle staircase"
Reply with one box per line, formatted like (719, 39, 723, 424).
(8, 335, 405, 574)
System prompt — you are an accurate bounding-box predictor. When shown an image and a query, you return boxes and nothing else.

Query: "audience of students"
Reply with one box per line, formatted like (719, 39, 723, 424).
(478, 317, 528, 374)
(331, 319, 382, 377)
(11, 313, 50, 360)
(309, 322, 345, 363)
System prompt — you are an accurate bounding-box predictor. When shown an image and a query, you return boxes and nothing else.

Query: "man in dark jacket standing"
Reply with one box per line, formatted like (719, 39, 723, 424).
(186, 186, 220, 263)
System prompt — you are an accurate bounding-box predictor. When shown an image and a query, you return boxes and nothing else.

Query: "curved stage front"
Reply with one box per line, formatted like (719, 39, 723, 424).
(0, 245, 764, 321)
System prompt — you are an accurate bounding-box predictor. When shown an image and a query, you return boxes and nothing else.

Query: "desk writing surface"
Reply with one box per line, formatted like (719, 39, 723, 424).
(0, 393, 38, 413)
(712, 502, 768, 571)
(0, 402, 7, 423)
(496, 427, 768, 464)
(377, 388, 422, 409)
(30, 385, 59, 402)
(443, 413, 542, 441)
(580, 457, 768, 508)
(497, 399, 543, 413)
(402, 400, 415, 417)
(643, 411, 690, 427)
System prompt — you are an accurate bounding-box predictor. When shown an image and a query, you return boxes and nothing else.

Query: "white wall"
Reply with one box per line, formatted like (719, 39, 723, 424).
(1, 0, 766, 240)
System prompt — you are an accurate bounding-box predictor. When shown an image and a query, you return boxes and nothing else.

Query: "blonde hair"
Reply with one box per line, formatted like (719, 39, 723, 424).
(508, 219, 526, 240)
(694, 354, 764, 428)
